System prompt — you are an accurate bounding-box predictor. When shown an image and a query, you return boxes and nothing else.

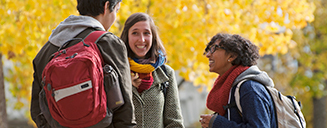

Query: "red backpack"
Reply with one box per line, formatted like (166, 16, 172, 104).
(41, 31, 109, 127)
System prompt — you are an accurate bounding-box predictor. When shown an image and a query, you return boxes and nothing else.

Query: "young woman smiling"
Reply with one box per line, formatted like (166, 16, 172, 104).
(200, 33, 277, 128)
(120, 13, 184, 128)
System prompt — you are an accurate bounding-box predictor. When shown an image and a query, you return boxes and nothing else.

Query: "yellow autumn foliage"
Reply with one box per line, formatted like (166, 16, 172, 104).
(117, 0, 315, 89)
(0, 0, 315, 125)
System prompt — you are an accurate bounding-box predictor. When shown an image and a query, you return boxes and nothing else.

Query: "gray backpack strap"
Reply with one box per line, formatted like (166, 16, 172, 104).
(234, 79, 248, 113)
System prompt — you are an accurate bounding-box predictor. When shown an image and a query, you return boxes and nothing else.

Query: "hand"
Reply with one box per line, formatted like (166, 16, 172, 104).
(200, 114, 213, 128)
(131, 72, 141, 88)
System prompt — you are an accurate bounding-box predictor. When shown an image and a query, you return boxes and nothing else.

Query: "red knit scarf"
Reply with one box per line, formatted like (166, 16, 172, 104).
(136, 73, 154, 93)
(130, 58, 156, 93)
(206, 65, 249, 116)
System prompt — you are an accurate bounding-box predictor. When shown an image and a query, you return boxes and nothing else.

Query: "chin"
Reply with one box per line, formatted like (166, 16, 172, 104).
(209, 69, 218, 74)
(136, 54, 146, 59)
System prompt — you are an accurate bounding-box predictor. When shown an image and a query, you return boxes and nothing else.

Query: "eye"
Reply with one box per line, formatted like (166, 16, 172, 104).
(131, 32, 138, 35)
(144, 32, 151, 35)
(210, 45, 217, 53)
(208, 46, 213, 51)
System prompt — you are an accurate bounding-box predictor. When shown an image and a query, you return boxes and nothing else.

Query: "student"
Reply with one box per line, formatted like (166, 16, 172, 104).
(200, 33, 277, 128)
(120, 12, 184, 128)
(31, 0, 136, 127)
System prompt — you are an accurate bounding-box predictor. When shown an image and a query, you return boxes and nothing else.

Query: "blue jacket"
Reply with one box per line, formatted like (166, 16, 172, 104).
(212, 66, 277, 128)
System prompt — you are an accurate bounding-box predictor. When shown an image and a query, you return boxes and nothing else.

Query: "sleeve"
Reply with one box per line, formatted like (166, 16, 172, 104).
(212, 81, 274, 128)
(209, 113, 218, 128)
(162, 65, 185, 128)
(96, 33, 136, 127)
(31, 60, 43, 126)
(30, 42, 55, 127)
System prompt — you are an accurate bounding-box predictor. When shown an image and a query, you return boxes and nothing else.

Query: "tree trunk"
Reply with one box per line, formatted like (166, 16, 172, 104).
(313, 80, 327, 128)
(0, 54, 8, 128)
(313, 96, 327, 128)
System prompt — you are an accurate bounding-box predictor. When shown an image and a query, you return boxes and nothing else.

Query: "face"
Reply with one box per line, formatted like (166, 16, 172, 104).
(205, 41, 233, 75)
(128, 21, 153, 59)
(104, 2, 120, 30)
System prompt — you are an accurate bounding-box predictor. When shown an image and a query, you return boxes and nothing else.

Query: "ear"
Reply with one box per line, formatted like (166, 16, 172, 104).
(228, 54, 238, 62)
(103, 1, 110, 14)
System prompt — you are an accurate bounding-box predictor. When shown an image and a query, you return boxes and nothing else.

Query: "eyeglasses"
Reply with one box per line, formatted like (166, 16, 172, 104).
(203, 45, 225, 55)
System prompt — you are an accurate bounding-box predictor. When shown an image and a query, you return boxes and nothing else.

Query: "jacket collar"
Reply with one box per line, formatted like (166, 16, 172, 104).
(132, 66, 169, 96)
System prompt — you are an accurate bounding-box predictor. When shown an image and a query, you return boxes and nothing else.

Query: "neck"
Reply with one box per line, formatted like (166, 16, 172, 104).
(93, 14, 107, 31)
(218, 64, 234, 76)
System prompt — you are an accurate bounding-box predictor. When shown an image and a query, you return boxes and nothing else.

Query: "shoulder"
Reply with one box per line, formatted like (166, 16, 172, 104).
(96, 32, 124, 45)
(238, 80, 269, 97)
(160, 64, 175, 76)
(152, 64, 176, 85)
(239, 80, 265, 91)
(33, 41, 59, 68)
(161, 64, 173, 71)
(97, 32, 126, 51)
(102, 32, 121, 40)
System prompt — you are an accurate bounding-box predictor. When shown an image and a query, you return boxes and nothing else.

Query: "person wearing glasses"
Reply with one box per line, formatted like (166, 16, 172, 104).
(199, 33, 277, 128)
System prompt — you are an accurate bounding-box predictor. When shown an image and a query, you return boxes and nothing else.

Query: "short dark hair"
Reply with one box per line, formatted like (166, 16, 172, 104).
(77, 0, 121, 17)
(205, 33, 260, 66)
(120, 13, 166, 61)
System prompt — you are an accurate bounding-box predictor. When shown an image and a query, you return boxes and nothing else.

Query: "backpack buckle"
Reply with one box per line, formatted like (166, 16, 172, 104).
(103, 64, 113, 74)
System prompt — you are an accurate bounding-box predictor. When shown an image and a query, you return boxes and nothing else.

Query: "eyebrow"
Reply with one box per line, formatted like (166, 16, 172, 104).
(130, 28, 151, 32)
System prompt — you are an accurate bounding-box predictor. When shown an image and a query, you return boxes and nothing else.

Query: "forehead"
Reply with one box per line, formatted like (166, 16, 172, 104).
(214, 40, 220, 45)
(130, 21, 151, 30)
(210, 40, 221, 46)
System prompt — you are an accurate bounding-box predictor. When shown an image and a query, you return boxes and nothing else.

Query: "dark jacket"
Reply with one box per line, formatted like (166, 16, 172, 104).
(31, 15, 136, 128)
(211, 66, 277, 128)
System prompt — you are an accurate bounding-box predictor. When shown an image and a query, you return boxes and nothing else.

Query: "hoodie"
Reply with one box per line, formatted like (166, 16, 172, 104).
(31, 15, 136, 128)
(233, 65, 275, 88)
(49, 15, 105, 47)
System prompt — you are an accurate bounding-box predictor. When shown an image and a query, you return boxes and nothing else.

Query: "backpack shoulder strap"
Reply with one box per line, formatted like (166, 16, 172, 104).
(160, 65, 169, 98)
(234, 79, 248, 113)
(84, 31, 108, 43)
(58, 31, 108, 51)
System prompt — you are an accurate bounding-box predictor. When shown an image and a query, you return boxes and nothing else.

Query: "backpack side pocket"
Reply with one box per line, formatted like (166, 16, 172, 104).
(103, 64, 125, 111)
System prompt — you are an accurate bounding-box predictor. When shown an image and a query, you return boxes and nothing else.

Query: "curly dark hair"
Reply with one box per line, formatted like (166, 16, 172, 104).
(205, 33, 260, 66)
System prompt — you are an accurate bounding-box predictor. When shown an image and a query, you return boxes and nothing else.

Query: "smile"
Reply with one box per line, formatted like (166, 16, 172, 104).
(137, 45, 145, 49)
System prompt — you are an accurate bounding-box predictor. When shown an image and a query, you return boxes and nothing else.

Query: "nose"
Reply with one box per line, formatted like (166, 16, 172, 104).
(205, 52, 211, 58)
(138, 34, 145, 42)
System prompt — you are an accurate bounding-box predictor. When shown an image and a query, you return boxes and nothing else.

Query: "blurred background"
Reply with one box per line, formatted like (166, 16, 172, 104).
(1, 0, 326, 127)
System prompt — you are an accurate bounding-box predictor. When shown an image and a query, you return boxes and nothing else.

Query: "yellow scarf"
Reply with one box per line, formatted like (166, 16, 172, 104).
(128, 58, 156, 73)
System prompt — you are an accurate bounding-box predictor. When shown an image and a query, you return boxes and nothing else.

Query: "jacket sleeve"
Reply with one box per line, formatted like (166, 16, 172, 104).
(162, 65, 184, 128)
(31, 42, 57, 127)
(31, 60, 43, 126)
(96, 33, 136, 127)
(212, 81, 275, 128)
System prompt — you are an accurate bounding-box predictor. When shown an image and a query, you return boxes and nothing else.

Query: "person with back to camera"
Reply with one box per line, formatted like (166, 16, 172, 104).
(31, 0, 136, 127)
(120, 12, 184, 128)
(199, 33, 277, 128)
